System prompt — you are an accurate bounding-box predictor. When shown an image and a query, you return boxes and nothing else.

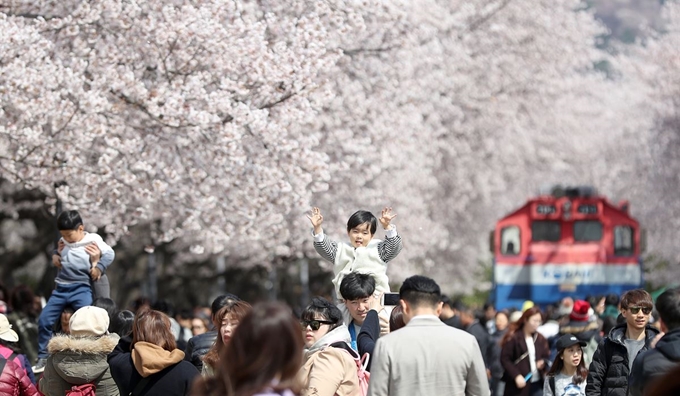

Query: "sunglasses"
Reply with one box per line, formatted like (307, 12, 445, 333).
(628, 306, 652, 315)
(300, 319, 335, 331)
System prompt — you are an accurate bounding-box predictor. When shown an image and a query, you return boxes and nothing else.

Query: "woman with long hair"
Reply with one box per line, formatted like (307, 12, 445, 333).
(191, 302, 303, 396)
(202, 300, 252, 376)
(543, 334, 587, 396)
(108, 309, 199, 395)
(500, 307, 550, 396)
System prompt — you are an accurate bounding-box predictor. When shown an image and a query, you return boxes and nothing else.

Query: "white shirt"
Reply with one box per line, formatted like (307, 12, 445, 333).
(526, 335, 539, 382)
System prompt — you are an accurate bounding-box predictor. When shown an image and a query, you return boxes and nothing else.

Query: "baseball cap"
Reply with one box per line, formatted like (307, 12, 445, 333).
(555, 333, 587, 351)
(70, 306, 110, 337)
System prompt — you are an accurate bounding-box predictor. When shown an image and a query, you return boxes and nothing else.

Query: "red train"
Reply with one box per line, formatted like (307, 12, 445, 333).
(491, 186, 644, 310)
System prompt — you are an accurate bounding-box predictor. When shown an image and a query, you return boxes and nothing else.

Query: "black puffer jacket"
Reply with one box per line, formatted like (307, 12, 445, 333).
(628, 328, 680, 396)
(586, 323, 659, 396)
(183, 331, 217, 372)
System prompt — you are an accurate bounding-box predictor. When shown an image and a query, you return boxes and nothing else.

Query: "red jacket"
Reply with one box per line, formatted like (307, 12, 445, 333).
(0, 356, 39, 396)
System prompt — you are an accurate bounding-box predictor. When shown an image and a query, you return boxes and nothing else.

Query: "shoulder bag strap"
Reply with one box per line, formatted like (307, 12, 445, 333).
(513, 333, 537, 365)
(513, 351, 529, 365)
(549, 376, 555, 395)
(131, 376, 151, 396)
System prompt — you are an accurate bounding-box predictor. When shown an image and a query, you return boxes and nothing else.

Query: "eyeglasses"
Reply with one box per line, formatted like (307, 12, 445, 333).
(628, 306, 652, 315)
(300, 319, 335, 331)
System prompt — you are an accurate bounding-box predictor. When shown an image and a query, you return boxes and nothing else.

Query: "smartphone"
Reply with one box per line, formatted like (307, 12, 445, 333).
(382, 293, 401, 306)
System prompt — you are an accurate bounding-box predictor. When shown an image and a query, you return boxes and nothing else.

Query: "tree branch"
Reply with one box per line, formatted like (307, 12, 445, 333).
(460, 0, 513, 37)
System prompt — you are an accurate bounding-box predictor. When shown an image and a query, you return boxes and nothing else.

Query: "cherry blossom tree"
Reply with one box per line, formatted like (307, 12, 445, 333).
(608, 2, 680, 286)
(2, 0, 669, 296)
(1, 0, 345, 262)
(302, 0, 651, 289)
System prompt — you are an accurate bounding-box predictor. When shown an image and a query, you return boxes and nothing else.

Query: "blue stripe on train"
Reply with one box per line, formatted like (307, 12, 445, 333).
(494, 283, 642, 310)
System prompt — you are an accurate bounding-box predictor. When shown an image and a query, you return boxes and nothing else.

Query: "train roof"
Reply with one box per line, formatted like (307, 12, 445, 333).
(498, 187, 637, 224)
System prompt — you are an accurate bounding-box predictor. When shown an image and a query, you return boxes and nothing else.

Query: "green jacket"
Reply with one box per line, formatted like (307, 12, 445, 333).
(601, 305, 620, 320)
(39, 334, 120, 396)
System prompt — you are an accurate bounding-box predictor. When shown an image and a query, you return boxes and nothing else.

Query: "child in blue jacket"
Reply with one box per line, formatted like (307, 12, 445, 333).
(33, 210, 114, 373)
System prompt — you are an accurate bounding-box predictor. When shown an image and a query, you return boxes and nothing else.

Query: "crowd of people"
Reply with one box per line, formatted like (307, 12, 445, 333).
(1, 208, 680, 395)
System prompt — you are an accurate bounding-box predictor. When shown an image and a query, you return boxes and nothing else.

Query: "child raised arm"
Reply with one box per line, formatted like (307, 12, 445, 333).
(307, 207, 403, 298)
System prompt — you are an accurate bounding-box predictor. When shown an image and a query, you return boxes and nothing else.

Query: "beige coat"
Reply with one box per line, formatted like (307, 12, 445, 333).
(298, 325, 360, 396)
(299, 347, 360, 396)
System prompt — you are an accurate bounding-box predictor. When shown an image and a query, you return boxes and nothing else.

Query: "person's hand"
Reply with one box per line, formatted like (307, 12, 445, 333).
(57, 239, 65, 254)
(379, 207, 396, 230)
(90, 267, 102, 281)
(486, 369, 492, 380)
(370, 293, 385, 312)
(85, 243, 102, 266)
(378, 309, 390, 336)
(306, 207, 324, 235)
(52, 254, 62, 269)
(515, 375, 526, 389)
(537, 360, 545, 370)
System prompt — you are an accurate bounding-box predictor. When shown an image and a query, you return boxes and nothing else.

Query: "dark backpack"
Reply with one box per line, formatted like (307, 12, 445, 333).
(66, 383, 97, 396)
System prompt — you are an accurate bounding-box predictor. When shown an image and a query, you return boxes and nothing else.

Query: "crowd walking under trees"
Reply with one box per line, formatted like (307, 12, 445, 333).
(3, 207, 680, 396)
(5, 1, 680, 396)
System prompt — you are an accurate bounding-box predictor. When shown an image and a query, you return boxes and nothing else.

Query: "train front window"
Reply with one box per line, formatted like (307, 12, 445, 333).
(531, 221, 561, 242)
(614, 226, 634, 256)
(501, 226, 520, 255)
(574, 220, 603, 242)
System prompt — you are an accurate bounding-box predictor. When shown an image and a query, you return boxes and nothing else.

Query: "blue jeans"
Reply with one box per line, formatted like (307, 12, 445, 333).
(37, 283, 92, 358)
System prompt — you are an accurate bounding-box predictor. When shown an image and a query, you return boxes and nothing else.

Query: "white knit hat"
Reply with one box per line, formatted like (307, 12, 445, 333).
(0, 314, 19, 342)
(509, 311, 523, 323)
(70, 306, 109, 337)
